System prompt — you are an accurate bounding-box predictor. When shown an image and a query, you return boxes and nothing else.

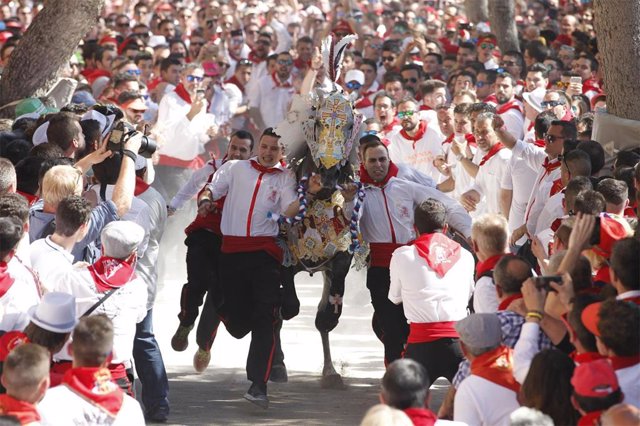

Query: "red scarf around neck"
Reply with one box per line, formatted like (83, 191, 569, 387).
(570, 351, 604, 365)
(419, 104, 432, 111)
(609, 354, 640, 370)
(400, 120, 428, 147)
(479, 143, 505, 166)
(496, 99, 523, 115)
(134, 177, 150, 196)
(470, 345, 520, 392)
(0, 261, 15, 298)
(88, 257, 136, 293)
(498, 293, 523, 311)
(475, 254, 503, 280)
(542, 157, 562, 174)
(404, 407, 438, 426)
(62, 367, 124, 417)
(271, 72, 292, 88)
(413, 233, 461, 278)
(359, 161, 399, 187)
(174, 83, 192, 104)
(250, 159, 284, 174)
(248, 50, 265, 64)
(533, 139, 546, 148)
(577, 410, 603, 426)
(225, 75, 245, 93)
(0, 394, 40, 424)
(0, 331, 29, 362)
(382, 118, 400, 134)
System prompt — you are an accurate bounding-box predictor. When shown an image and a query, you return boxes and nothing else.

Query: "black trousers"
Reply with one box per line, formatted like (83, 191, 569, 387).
(367, 266, 409, 365)
(404, 338, 464, 384)
(178, 229, 222, 350)
(218, 251, 281, 385)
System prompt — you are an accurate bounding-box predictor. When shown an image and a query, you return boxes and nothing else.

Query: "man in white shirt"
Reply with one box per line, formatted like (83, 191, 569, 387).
(418, 79, 447, 126)
(389, 199, 474, 384)
(461, 112, 512, 215)
(453, 313, 520, 426)
(248, 51, 295, 130)
(388, 97, 445, 181)
(373, 92, 401, 139)
(38, 315, 145, 426)
(494, 73, 524, 140)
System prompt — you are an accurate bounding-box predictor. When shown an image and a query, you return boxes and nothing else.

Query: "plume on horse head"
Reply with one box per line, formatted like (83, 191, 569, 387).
(276, 34, 362, 195)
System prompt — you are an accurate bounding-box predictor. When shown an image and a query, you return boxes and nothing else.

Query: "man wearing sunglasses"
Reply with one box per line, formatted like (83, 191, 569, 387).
(541, 90, 573, 121)
(476, 34, 499, 71)
(248, 51, 295, 129)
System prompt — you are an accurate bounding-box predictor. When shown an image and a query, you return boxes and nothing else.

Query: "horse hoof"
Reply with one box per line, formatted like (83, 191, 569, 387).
(321, 374, 346, 390)
(269, 364, 288, 383)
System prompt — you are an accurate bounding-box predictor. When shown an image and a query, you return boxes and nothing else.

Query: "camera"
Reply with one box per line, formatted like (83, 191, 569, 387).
(533, 276, 563, 292)
(107, 121, 157, 158)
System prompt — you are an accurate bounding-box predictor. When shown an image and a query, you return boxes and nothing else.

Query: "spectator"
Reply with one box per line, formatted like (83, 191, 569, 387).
(571, 360, 624, 425)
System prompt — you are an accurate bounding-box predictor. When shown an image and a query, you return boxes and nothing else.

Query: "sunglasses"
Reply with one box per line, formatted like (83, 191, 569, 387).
(125, 69, 142, 76)
(363, 130, 378, 136)
(345, 81, 362, 90)
(544, 133, 564, 143)
(397, 110, 416, 119)
(541, 100, 564, 108)
(238, 59, 253, 66)
(186, 75, 203, 82)
(403, 77, 418, 84)
(277, 59, 293, 65)
(190, 41, 204, 46)
(480, 43, 495, 50)
(382, 56, 395, 62)
(476, 81, 488, 88)
(257, 39, 271, 46)
(500, 60, 517, 67)
(117, 22, 130, 28)
(206, 19, 216, 28)
(556, 81, 570, 88)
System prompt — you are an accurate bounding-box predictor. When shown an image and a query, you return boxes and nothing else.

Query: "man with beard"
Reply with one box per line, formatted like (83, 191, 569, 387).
(387, 97, 444, 181)
(244, 32, 273, 96)
(249, 51, 295, 129)
(494, 73, 525, 140)
(117, 91, 148, 127)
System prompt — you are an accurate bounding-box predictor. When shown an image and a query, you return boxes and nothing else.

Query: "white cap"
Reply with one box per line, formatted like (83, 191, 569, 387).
(147, 35, 167, 48)
(81, 109, 116, 138)
(101, 221, 145, 259)
(28, 292, 77, 333)
(345, 69, 365, 85)
(32, 121, 49, 146)
(522, 87, 546, 113)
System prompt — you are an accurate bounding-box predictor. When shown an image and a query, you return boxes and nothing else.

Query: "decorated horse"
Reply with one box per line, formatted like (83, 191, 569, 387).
(274, 34, 366, 389)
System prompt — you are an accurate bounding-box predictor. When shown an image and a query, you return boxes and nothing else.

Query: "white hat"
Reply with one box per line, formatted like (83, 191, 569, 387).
(27, 292, 77, 333)
(32, 121, 49, 146)
(147, 35, 167, 48)
(345, 69, 365, 85)
(455, 313, 502, 348)
(92, 76, 111, 99)
(101, 221, 145, 259)
(522, 87, 546, 113)
(81, 109, 116, 139)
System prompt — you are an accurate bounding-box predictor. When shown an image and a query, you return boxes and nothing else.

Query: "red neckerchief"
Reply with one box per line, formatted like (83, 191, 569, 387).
(570, 351, 604, 364)
(561, 107, 574, 122)
(550, 178, 564, 196)
(0, 261, 15, 298)
(609, 355, 640, 370)
(359, 161, 399, 187)
(465, 133, 478, 147)
(62, 367, 124, 417)
(248, 50, 265, 64)
(496, 99, 523, 115)
(527, 121, 535, 132)
(593, 266, 611, 285)
(551, 216, 566, 232)
(542, 157, 562, 174)
(271, 72, 292, 89)
(404, 407, 438, 426)
(419, 104, 432, 111)
(400, 120, 428, 148)
(498, 293, 522, 311)
(483, 94, 498, 104)
(582, 78, 602, 95)
(293, 57, 310, 70)
(382, 118, 400, 134)
(0, 331, 29, 362)
(533, 138, 546, 148)
(225, 75, 245, 93)
(16, 190, 38, 207)
(174, 83, 192, 104)
(475, 254, 503, 280)
(442, 133, 454, 145)
(250, 159, 284, 174)
(88, 257, 136, 293)
(470, 345, 520, 392)
(479, 143, 505, 166)
(412, 233, 461, 278)
(354, 97, 373, 109)
(134, 177, 150, 196)
(577, 410, 603, 426)
(623, 200, 637, 218)
(0, 394, 41, 424)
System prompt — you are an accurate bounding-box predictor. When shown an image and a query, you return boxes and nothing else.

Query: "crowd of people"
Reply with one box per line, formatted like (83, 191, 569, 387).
(0, 0, 639, 424)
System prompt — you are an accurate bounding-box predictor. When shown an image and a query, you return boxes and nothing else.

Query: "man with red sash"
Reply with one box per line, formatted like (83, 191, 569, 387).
(389, 199, 474, 383)
(453, 313, 520, 426)
(198, 128, 315, 409)
(38, 316, 145, 425)
(582, 299, 640, 407)
(153, 62, 216, 203)
(494, 73, 524, 140)
(358, 136, 472, 366)
(388, 97, 445, 182)
(168, 131, 253, 373)
(0, 343, 49, 426)
(571, 360, 625, 426)
(47, 221, 148, 396)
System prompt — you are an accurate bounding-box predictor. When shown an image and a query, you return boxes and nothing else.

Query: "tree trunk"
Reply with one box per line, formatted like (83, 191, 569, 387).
(0, 0, 104, 118)
(593, 0, 640, 121)
(465, 0, 489, 23)
(488, 0, 520, 53)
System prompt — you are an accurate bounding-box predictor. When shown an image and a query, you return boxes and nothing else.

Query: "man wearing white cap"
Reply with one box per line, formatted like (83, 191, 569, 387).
(344, 69, 372, 119)
(453, 313, 520, 426)
(47, 221, 148, 395)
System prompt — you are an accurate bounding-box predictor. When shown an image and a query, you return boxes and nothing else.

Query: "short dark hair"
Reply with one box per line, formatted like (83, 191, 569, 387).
(534, 110, 556, 140)
(577, 141, 605, 174)
(573, 189, 605, 215)
(360, 58, 378, 72)
(567, 294, 602, 353)
(420, 79, 446, 96)
(0, 216, 22, 259)
(71, 315, 114, 367)
(374, 91, 396, 108)
(527, 62, 549, 78)
(495, 71, 516, 87)
(494, 255, 532, 295)
(382, 40, 401, 54)
(525, 40, 550, 63)
(596, 178, 628, 206)
(381, 359, 430, 410)
(46, 112, 82, 153)
(230, 130, 255, 150)
(0, 193, 29, 224)
(597, 299, 640, 356)
(469, 102, 497, 115)
(55, 195, 92, 237)
(160, 56, 182, 72)
(453, 103, 473, 116)
(573, 390, 623, 414)
(359, 135, 387, 159)
(112, 72, 139, 90)
(610, 238, 640, 291)
(550, 120, 577, 142)
(14, 156, 44, 195)
(425, 52, 443, 64)
(383, 71, 403, 85)
(564, 149, 592, 178)
(414, 199, 447, 234)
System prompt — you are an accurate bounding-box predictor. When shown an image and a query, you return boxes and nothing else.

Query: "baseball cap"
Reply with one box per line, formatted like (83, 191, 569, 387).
(455, 313, 502, 348)
(101, 221, 145, 259)
(581, 302, 603, 337)
(345, 69, 365, 85)
(202, 61, 221, 77)
(591, 216, 630, 259)
(14, 98, 58, 118)
(571, 359, 619, 398)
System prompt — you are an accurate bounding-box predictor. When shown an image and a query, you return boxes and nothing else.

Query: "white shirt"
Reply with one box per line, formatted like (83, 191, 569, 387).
(418, 108, 438, 127)
(208, 83, 242, 127)
(49, 265, 147, 365)
(0, 256, 41, 332)
(468, 146, 512, 214)
(500, 145, 539, 236)
(39, 385, 145, 426)
(498, 101, 525, 140)
(616, 363, 640, 408)
(30, 236, 74, 293)
(387, 121, 445, 181)
(454, 375, 520, 426)
(207, 158, 297, 237)
(249, 73, 295, 128)
(389, 243, 474, 323)
(536, 191, 565, 236)
(154, 89, 213, 161)
(442, 134, 480, 201)
(169, 159, 221, 211)
(360, 177, 472, 245)
(473, 275, 499, 313)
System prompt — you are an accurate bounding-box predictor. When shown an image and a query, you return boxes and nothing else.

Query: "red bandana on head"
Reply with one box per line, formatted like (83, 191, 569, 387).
(63, 367, 124, 417)
(359, 161, 399, 187)
(88, 257, 136, 293)
(479, 143, 505, 166)
(174, 83, 192, 104)
(413, 233, 461, 278)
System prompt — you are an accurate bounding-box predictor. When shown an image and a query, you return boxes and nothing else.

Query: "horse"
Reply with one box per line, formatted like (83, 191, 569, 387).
(275, 34, 365, 389)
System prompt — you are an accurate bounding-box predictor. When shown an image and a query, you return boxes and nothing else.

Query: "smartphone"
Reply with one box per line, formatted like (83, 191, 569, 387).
(570, 76, 582, 85)
(533, 276, 563, 292)
(196, 89, 206, 101)
(589, 216, 601, 245)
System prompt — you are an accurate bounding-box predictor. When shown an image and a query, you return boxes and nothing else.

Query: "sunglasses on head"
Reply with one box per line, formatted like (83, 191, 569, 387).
(541, 100, 564, 108)
(403, 77, 418, 84)
(186, 75, 203, 82)
(397, 110, 415, 119)
(238, 59, 253, 66)
(346, 81, 362, 90)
